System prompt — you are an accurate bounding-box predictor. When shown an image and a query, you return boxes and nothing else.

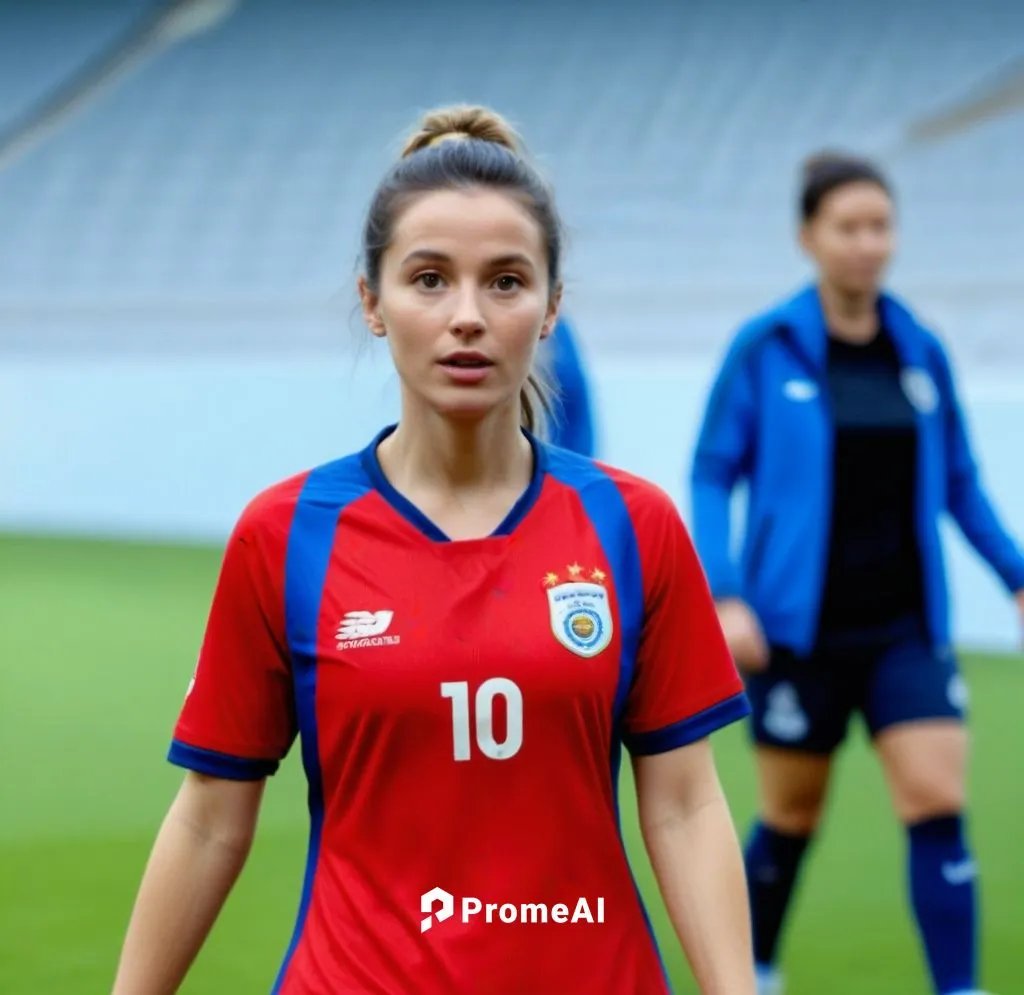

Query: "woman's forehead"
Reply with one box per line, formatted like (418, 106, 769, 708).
(390, 189, 545, 260)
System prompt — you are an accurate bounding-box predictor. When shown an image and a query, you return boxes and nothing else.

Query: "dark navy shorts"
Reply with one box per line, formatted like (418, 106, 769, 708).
(745, 617, 967, 755)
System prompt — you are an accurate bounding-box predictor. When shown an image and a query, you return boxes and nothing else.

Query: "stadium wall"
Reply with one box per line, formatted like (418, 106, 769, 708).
(3, 355, 1022, 651)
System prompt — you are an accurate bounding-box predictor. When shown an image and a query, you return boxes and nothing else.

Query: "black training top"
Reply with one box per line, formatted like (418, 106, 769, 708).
(817, 327, 926, 637)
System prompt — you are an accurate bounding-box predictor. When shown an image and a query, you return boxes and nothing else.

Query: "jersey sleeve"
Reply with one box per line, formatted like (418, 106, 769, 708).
(621, 485, 750, 756)
(168, 499, 297, 779)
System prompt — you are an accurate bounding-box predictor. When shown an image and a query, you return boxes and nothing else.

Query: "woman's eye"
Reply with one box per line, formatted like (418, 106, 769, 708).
(416, 272, 444, 289)
(494, 275, 522, 292)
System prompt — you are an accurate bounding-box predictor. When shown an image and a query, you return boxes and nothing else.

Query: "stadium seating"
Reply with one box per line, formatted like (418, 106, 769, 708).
(0, 0, 158, 130)
(0, 0, 1022, 360)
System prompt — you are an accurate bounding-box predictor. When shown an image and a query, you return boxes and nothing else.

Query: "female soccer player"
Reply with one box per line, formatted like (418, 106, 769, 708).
(691, 152, 1024, 995)
(112, 106, 755, 995)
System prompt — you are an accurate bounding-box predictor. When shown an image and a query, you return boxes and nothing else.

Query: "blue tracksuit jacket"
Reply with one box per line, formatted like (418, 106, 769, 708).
(690, 284, 1024, 656)
(545, 317, 597, 457)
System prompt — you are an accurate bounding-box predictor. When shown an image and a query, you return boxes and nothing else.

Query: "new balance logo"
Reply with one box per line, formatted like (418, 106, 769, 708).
(336, 610, 401, 649)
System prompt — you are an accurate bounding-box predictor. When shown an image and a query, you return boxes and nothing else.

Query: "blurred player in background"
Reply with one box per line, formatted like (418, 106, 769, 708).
(690, 152, 1024, 995)
(543, 315, 598, 456)
(112, 105, 755, 994)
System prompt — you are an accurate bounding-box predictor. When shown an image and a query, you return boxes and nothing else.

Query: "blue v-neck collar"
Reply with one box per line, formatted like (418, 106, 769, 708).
(358, 424, 547, 542)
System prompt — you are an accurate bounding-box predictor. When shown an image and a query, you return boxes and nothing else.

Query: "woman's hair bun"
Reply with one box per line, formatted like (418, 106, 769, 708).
(801, 149, 853, 184)
(401, 104, 522, 158)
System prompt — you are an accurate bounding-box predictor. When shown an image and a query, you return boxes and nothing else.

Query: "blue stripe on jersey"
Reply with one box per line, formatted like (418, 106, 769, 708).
(544, 448, 672, 992)
(166, 740, 279, 780)
(623, 692, 752, 755)
(544, 449, 644, 722)
(272, 455, 371, 995)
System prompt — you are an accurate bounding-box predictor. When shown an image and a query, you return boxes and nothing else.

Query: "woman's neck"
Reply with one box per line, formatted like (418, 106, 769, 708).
(378, 401, 532, 500)
(819, 280, 879, 344)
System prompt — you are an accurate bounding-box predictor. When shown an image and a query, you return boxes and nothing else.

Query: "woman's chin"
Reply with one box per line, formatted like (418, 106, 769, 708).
(428, 389, 517, 423)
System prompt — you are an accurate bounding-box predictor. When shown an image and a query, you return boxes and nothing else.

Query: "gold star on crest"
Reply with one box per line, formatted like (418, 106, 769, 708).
(543, 571, 560, 587)
(591, 567, 606, 583)
(567, 563, 583, 578)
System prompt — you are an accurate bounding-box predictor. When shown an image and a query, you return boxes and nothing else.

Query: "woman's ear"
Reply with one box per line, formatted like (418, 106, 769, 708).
(798, 222, 814, 259)
(540, 282, 563, 340)
(358, 276, 386, 338)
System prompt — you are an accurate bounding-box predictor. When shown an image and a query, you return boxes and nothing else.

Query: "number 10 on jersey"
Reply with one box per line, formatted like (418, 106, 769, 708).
(441, 679, 523, 761)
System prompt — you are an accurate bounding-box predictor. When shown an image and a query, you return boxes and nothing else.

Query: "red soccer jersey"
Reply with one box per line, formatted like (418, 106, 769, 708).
(171, 427, 749, 995)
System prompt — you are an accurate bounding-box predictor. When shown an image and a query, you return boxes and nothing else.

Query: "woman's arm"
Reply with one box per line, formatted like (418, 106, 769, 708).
(633, 739, 754, 995)
(936, 345, 1024, 595)
(690, 335, 758, 602)
(618, 480, 753, 989)
(111, 772, 265, 995)
(691, 336, 770, 669)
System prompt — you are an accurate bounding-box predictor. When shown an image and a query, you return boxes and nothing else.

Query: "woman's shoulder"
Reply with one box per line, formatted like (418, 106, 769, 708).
(879, 290, 951, 364)
(239, 444, 383, 532)
(719, 286, 814, 364)
(544, 445, 682, 530)
(230, 470, 313, 544)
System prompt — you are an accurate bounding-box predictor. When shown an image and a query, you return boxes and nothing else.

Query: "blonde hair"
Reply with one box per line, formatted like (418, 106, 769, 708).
(401, 104, 525, 157)
(364, 105, 559, 436)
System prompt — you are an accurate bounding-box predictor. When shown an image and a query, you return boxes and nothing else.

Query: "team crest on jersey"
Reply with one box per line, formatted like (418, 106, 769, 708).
(543, 565, 613, 658)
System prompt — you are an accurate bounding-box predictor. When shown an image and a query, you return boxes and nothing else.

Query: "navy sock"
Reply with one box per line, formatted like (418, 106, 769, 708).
(745, 821, 812, 968)
(908, 814, 978, 994)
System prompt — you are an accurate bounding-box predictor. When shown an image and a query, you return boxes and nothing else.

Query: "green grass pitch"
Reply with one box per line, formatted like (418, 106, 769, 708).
(2, 535, 1022, 993)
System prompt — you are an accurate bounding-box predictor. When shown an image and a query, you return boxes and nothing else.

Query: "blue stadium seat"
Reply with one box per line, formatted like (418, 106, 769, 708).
(0, 0, 1021, 362)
